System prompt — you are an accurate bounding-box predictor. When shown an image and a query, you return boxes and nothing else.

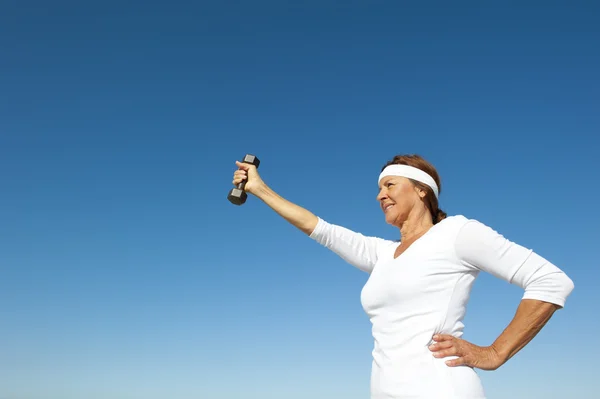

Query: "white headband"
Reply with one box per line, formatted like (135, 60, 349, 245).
(378, 165, 439, 199)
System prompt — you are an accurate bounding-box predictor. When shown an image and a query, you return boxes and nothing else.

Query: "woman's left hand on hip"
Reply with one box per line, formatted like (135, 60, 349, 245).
(429, 334, 504, 370)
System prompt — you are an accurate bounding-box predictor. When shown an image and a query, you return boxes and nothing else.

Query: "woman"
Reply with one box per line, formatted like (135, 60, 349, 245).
(231, 153, 574, 399)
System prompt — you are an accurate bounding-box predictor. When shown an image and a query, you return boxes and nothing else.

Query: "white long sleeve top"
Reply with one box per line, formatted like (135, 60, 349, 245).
(309, 215, 574, 399)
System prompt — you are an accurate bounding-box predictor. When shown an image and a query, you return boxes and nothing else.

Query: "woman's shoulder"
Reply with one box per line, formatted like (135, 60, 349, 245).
(436, 215, 505, 249)
(433, 214, 490, 239)
(435, 214, 471, 230)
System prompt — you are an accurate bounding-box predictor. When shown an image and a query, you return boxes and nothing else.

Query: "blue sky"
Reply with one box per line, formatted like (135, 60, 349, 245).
(1, 1, 598, 398)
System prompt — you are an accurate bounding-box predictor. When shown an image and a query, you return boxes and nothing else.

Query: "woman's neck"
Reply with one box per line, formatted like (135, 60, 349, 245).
(399, 207, 433, 243)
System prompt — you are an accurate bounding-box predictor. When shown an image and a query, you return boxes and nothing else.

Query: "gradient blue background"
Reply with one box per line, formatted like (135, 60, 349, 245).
(1, 1, 598, 398)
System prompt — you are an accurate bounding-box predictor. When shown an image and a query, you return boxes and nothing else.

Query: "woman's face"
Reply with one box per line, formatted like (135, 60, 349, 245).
(376, 176, 423, 226)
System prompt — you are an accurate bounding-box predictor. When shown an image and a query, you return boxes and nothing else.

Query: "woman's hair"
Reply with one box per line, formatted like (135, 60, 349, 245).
(381, 154, 447, 224)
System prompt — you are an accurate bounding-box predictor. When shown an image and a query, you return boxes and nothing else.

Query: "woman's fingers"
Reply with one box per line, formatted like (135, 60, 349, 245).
(232, 169, 248, 185)
(233, 175, 247, 185)
(445, 356, 468, 367)
(429, 340, 453, 351)
(235, 160, 249, 170)
(432, 334, 453, 342)
(429, 335, 460, 358)
(432, 346, 458, 358)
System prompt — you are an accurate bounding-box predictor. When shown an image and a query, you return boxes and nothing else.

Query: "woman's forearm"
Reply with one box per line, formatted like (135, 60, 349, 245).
(254, 183, 319, 236)
(491, 299, 560, 364)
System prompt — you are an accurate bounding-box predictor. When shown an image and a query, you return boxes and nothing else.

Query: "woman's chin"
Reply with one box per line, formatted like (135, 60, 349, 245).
(383, 212, 396, 225)
(383, 211, 404, 227)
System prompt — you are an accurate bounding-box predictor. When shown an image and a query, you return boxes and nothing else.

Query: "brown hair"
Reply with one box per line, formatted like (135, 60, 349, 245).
(381, 154, 447, 224)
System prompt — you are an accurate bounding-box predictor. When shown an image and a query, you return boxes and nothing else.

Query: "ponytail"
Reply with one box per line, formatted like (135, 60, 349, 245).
(434, 208, 447, 224)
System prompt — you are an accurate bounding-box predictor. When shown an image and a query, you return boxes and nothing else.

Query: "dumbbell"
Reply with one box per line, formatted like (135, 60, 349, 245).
(227, 154, 260, 205)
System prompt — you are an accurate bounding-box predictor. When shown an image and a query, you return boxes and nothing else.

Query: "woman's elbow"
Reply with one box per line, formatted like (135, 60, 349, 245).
(558, 272, 575, 300)
(547, 272, 574, 309)
(522, 271, 575, 309)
